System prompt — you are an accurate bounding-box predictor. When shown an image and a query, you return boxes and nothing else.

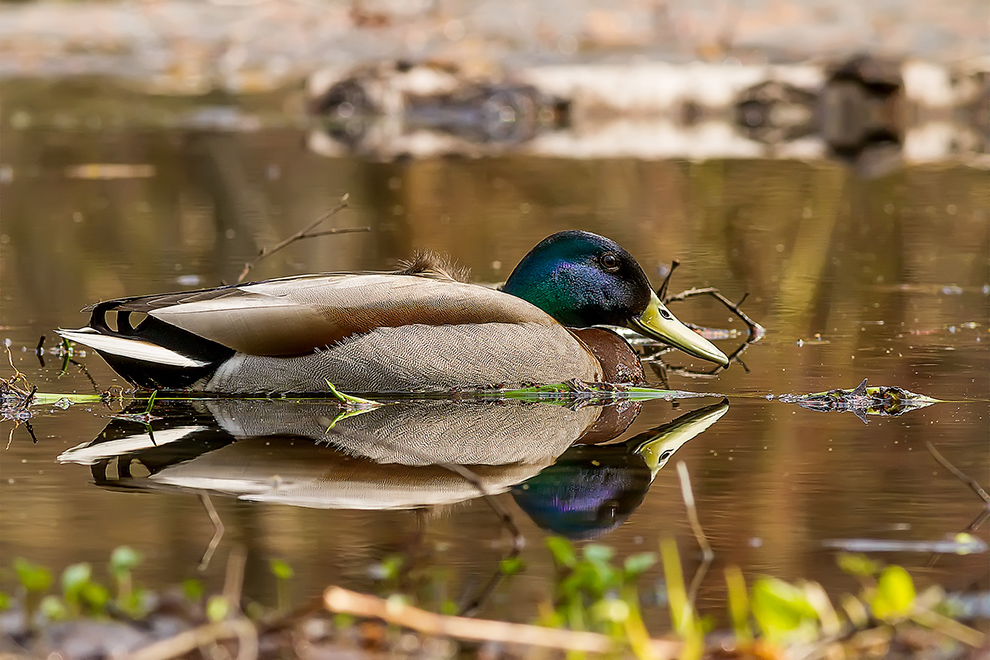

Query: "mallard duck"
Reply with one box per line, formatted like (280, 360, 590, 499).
(58, 230, 728, 393)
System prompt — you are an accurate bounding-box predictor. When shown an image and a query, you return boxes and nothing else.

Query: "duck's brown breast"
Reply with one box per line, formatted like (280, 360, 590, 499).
(570, 327, 645, 385)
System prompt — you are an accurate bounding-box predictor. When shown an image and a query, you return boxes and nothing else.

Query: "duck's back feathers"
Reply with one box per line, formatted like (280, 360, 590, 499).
(61, 272, 603, 392)
(396, 251, 471, 282)
(141, 274, 555, 356)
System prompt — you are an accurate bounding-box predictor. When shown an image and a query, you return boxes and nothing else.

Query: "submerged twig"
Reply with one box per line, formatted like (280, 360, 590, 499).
(236, 194, 366, 283)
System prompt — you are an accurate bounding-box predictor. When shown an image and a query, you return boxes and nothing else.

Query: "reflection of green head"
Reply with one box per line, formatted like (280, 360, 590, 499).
(512, 400, 729, 540)
(511, 444, 651, 540)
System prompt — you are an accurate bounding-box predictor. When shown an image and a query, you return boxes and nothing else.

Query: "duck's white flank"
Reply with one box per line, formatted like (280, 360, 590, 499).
(56, 328, 210, 368)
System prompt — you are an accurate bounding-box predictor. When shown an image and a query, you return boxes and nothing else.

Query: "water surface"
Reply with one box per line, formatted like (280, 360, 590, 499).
(1, 81, 987, 628)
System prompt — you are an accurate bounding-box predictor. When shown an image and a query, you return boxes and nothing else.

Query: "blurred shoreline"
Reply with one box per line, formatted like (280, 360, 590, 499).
(1, 0, 988, 93)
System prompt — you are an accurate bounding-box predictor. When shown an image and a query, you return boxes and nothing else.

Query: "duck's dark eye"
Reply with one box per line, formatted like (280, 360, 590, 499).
(600, 253, 619, 271)
(659, 308, 673, 320)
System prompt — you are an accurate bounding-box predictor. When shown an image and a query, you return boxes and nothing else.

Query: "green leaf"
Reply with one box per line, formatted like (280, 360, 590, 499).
(623, 552, 657, 579)
(591, 597, 630, 623)
(119, 587, 148, 617)
(270, 559, 294, 581)
(182, 579, 204, 603)
(109, 546, 142, 576)
(206, 595, 229, 622)
(80, 582, 110, 612)
(545, 537, 577, 569)
(583, 544, 614, 566)
(0, 592, 11, 612)
(374, 555, 405, 582)
(751, 577, 819, 643)
(871, 565, 916, 620)
(836, 552, 881, 577)
(61, 563, 92, 598)
(499, 557, 525, 576)
(40, 595, 69, 621)
(14, 558, 52, 593)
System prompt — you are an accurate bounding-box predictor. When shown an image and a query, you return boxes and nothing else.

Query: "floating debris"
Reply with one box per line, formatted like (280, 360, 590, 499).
(823, 533, 988, 555)
(64, 164, 156, 179)
(777, 378, 941, 422)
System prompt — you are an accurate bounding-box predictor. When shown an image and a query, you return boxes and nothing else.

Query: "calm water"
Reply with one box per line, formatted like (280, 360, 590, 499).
(1, 82, 988, 629)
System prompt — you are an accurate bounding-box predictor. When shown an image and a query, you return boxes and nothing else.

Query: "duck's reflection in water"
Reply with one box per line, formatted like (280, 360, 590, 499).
(59, 397, 727, 537)
(512, 400, 728, 539)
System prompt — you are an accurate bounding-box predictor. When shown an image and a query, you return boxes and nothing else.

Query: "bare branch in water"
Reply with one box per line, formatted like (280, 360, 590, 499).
(664, 286, 766, 340)
(657, 260, 681, 299)
(236, 194, 368, 284)
(926, 441, 990, 506)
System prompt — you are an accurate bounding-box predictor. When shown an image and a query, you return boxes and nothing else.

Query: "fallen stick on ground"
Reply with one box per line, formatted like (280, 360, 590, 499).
(324, 585, 682, 656)
(125, 618, 258, 660)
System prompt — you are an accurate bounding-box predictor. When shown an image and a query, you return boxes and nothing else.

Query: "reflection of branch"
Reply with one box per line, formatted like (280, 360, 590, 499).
(236, 194, 368, 283)
(428, 458, 524, 616)
(925, 441, 990, 569)
(649, 334, 756, 380)
(677, 462, 712, 611)
(324, 420, 525, 615)
(325, 585, 682, 656)
(198, 492, 226, 572)
(926, 441, 990, 505)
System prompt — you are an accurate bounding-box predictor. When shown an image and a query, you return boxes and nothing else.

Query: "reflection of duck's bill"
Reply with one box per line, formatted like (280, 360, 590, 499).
(631, 292, 729, 366)
(57, 426, 208, 465)
(633, 399, 730, 479)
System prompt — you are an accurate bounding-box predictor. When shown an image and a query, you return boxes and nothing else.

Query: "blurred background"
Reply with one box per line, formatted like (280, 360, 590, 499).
(1, 0, 988, 632)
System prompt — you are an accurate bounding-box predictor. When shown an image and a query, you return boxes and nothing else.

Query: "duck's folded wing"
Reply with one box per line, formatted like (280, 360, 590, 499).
(113, 274, 557, 356)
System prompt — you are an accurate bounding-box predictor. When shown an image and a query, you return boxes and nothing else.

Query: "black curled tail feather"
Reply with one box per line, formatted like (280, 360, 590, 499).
(86, 301, 235, 389)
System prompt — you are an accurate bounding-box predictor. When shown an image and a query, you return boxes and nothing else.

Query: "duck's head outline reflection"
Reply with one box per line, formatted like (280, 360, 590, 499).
(511, 400, 729, 539)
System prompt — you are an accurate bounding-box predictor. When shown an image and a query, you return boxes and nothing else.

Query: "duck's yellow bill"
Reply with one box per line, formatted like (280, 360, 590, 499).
(631, 292, 729, 366)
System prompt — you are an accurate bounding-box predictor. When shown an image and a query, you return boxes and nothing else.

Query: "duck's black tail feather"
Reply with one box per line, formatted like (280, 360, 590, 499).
(58, 300, 235, 389)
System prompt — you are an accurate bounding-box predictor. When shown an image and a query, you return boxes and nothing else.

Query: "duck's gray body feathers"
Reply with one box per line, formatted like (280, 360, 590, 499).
(60, 273, 604, 393)
(200, 321, 601, 393)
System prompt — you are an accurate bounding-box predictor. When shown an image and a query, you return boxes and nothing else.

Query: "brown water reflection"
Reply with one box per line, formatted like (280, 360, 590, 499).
(1, 83, 987, 627)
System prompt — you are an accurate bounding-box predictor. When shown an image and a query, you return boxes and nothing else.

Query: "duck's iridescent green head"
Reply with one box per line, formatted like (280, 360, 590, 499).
(503, 230, 729, 365)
